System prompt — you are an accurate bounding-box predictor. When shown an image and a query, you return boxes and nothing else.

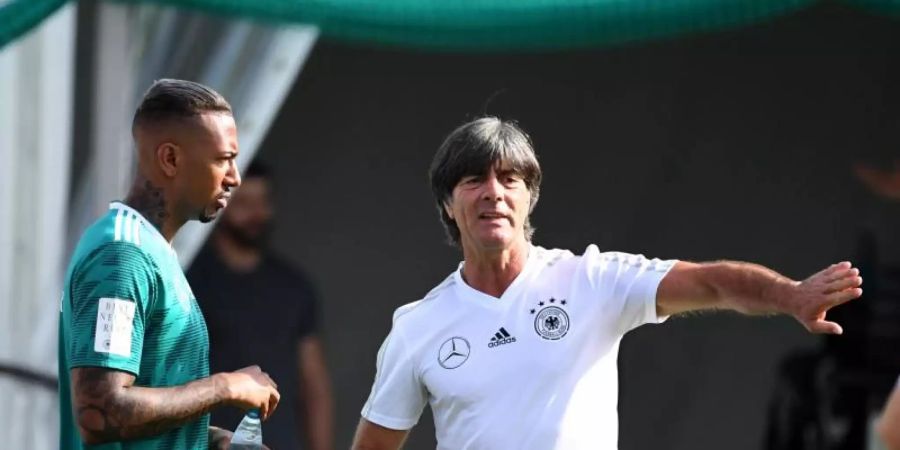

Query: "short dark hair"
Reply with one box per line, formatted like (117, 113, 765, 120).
(429, 117, 542, 246)
(132, 79, 232, 132)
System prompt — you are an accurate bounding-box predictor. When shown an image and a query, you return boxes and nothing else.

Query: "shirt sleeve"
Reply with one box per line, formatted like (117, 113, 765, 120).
(580, 245, 677, 335)
(360, 315, 427, 430)
(66, 241, 158, 376)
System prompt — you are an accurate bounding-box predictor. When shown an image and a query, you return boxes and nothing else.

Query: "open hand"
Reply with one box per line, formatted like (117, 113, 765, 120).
(786, 261, 863, 334)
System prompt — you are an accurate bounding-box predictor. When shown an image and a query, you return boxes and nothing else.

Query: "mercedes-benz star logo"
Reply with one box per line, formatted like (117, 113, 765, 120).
(437, 337, 471, 369)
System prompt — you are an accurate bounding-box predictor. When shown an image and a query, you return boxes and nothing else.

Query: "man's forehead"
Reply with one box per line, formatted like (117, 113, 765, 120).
(198, 111, 236, 133)
(493, 160, 522, 173)
(195, 113, 238, 147)
(461, 157, 516, 172)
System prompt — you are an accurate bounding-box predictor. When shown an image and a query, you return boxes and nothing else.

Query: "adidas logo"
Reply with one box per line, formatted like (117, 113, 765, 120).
(488, 327, 517, 348)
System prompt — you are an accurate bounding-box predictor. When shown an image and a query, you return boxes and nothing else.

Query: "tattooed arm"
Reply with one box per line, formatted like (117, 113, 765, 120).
(71, 365, 280, 445)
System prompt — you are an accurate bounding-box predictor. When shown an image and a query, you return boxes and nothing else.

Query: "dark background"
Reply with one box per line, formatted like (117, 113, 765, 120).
(255, 4, 899, 449)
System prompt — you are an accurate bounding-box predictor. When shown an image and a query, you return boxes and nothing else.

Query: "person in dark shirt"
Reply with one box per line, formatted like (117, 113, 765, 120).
(856, 160, 900, 449)
(188, 162, 334, 450)
(765, 159, 900, 450)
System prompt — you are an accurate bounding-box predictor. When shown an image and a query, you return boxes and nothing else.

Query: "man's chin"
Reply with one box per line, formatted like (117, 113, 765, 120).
(198, 207, 221, 223)
(473, 232, 517, 250)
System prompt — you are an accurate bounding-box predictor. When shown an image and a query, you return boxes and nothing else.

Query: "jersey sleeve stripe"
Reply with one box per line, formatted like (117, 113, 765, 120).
(123, 212, 133, 243)
(113, 207, 124, 241)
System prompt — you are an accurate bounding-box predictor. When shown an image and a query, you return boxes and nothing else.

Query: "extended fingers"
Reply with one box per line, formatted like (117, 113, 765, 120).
(824, 272, 862, 294)
(818, 261, 852, 280)
(826, 287, 863, 307)
(807, 319, 843, 335)
(823, 261, 852, 275)
(825, 265, 859, 282)
(807, 262, 850, 285)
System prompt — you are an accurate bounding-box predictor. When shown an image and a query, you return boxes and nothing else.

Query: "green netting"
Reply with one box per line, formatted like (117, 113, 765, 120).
(0, 0, 67, 49)
(843, 0, 900, 16)
(0, 0, 899, 52)
(119, 0, 816, 51)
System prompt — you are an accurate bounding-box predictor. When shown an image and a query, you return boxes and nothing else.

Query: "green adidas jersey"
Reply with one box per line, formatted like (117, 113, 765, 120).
(59, 202, 210, 450)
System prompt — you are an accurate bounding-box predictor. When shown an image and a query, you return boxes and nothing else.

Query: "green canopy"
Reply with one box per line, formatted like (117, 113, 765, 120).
(0, 0, 66, 49)
(1, 0, 900, 51)
(847, 0, 900, 16)
(113, 0, 814, 51)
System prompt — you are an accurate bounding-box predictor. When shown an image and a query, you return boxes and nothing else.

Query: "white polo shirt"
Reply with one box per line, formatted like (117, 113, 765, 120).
(361, 244, 676, 450)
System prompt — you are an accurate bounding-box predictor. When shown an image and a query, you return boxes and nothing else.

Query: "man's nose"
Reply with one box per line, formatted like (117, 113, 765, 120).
(227, 160, 241, 188)
(481, 176, 503, 201)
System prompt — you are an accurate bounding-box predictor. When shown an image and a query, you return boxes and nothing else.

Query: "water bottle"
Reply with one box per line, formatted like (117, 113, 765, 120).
(229, 409, 263, 449)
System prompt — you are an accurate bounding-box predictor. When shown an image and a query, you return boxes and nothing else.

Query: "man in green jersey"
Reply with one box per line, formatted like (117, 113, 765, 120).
(59, 79, 280, 449)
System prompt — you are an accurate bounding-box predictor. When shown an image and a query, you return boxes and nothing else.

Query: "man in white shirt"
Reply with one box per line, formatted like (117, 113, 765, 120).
(352, 117, 864, 450)
(879, 377, 900, 450)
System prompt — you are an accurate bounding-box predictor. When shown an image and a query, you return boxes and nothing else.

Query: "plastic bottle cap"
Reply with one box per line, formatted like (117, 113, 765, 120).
(247, 409, 260, 419)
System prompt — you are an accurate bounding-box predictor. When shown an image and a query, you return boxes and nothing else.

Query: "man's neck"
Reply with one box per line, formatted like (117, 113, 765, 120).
(460, 239, 530, 298)
(213, 232, 262, 273)
(123, 176, 184, 242)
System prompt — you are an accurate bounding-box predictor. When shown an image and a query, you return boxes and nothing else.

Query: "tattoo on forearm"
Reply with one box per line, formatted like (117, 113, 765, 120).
(72, 368, 222, 444)
(125, 179, 169, 233)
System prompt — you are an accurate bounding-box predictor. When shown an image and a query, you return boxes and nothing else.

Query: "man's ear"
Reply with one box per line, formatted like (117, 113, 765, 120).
(443, 200, 454, 220)
(156, 142, 180, 178)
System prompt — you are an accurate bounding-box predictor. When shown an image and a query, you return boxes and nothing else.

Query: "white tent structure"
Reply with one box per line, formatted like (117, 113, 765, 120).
(0, 3, 317, 447)
(0, 4, 75, 449)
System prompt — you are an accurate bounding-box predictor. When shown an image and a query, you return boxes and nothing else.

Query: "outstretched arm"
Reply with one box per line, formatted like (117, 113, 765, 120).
(71, 365, 280, 445)
(657, 261, 862, 334)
